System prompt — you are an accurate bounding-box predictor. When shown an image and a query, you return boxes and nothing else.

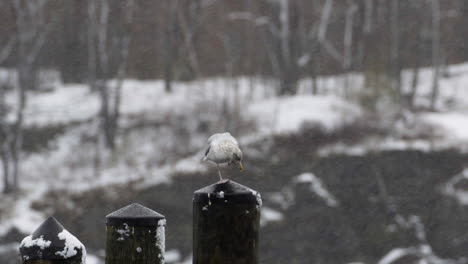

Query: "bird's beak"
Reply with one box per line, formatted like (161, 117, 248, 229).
(239, 161, 244, 171)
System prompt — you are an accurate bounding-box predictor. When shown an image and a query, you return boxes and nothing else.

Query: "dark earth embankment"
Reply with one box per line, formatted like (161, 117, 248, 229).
(2, 128, 468, 264)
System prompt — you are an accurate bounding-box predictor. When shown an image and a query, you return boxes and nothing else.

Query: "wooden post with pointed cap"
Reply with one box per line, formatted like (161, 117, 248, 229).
(193, 179, 262, 264)
(19, 216, 86, 264)
(105, 203, 166, 264)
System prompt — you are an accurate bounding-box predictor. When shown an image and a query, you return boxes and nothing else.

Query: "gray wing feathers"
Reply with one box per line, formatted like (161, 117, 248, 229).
(204, 145, 211, 157)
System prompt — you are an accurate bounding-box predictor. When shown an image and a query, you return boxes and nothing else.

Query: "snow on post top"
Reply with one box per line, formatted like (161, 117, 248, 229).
(19, 216, 86, 262)
(193, 179, 262, 206)
(106, 203, 165, 227)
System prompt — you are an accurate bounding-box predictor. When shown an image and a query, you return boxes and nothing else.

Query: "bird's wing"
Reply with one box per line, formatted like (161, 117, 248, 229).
(204, 145, 211, 157)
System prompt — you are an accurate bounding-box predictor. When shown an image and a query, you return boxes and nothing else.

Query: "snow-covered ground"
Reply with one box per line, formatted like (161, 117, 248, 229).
(248, 95, 361, 134)
(1, 62, 468, 260)
(0, 75, 366, 236)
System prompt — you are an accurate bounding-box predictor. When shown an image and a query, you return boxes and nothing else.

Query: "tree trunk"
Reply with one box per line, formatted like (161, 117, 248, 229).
(0, 76, 11, 193)
(278, 0, 298, 95)
(279, 69, 298, 95)
(390, 0, 402, 100)
(163, 0, 178, 93)
(1, 146, 10, 194)
(99, 84, 114, 150)
(177, 1, 202, 79)
(430, 0, 440, 110)
(0, 0, 50, 193)
(342, 0, 357, 98)
(408, 29, 423, 110)
(11, 65, 30, 191)
(87, 0, 134, 151)
(87, 0, 97, 92)
(61, 0, 85, 83)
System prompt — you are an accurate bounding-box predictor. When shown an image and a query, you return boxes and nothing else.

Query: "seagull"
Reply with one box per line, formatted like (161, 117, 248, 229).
(203, 132, 244, 180)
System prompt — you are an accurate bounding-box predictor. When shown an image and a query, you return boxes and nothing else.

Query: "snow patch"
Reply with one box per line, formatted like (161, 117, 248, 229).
(247, 95, 362, 135)
(252, 190, 263, 208)
(20, 235, 51, 250)
(421, 112, 468, 141)
(378, 248, 411, 264)
(0, 184, 47, 237)
(156, 218, 166, 260)
(294, 172, 339, 207)
(86, 253, 102, 264)
(165, 249, 182, 263)
(260, 207, 284, 227)
(377, 245, 450, 264)
(55, 229, 86, 264)
(216, 191, 225, 199)
(116, 223, 131, 241)
(442, 169, 468, 205)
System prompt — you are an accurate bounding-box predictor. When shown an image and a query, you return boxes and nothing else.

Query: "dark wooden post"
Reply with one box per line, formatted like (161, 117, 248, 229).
(19, 216, 86, 264)
(105, 203, 166, 264)
(193, 179, 262, 264)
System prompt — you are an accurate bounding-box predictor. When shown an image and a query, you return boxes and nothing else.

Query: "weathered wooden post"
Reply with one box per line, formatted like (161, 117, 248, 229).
(106, 203, 166, 264)
(193, 179, 262, 264)
(19, 216, 86, 264)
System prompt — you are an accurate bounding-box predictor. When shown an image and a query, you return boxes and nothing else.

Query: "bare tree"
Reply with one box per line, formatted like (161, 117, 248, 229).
(162, 0, 179, 93)
(0, 4, 16, 194)
(295, 0, 319, 94)
(430, 0, 441, 110)
(317, 0, 344, 64)
(87, 0, 135, 151)
(229, 0, 301, 95)
(0, 0, 51, 193)
(276, 0, 303, 95)
(318, 0, 358, 97)
(0, 75, 12, 194)
(407, 0, 426, 109)
(255, 0, 301, 95)
(217, 1, 245, 133)
(342, 0, 358, 97)
(390, 0, 402, 99)
(177, 0, 203, 79)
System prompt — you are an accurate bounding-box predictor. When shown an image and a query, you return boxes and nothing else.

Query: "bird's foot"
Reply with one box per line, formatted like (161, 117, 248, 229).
(217, 166, 223, 181)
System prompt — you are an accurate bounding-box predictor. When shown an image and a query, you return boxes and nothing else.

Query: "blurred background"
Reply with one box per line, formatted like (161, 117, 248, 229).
(1, 0, 468, 263)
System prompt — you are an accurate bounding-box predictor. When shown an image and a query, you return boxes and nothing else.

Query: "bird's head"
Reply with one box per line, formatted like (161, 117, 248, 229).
(232, 150, 244, 171)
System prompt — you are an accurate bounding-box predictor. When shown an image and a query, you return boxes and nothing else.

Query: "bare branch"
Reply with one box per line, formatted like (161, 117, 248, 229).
(177, 6, 202, 78)
(279, 0, 290, 66)
(363, 0, 373, 33)
(228, 11, 255, 21)
(87, 0, 97, 90)
(26, 21, 52, 66)
(430, 0, 441, 110)
(320, 39, 343, 63)
(343, 1, 358, 68)
(228, 12, 280, 37)
(318, 0, 333, 42)
(97, 0, 110, 78)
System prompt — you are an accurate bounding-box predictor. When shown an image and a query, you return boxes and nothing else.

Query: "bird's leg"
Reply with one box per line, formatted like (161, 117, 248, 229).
(217, 164, 223, 181)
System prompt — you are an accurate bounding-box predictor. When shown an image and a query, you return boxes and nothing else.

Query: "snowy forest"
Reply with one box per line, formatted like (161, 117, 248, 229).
(1, 0, 468, 263)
